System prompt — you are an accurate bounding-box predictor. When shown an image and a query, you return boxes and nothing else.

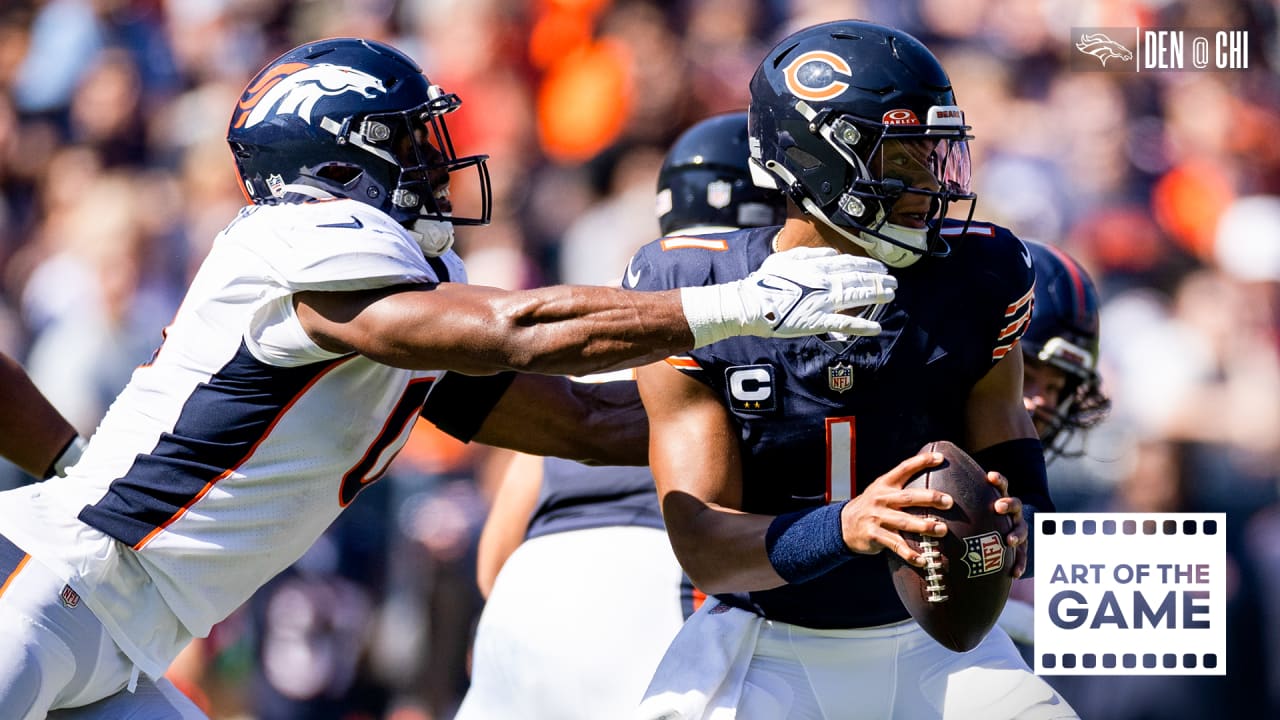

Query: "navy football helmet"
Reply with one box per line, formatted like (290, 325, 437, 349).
(657, 112, 786, 235)
(226, 38, 491, 254)
(1022, 241, 1110, 457)
(748, 21, 975, 267)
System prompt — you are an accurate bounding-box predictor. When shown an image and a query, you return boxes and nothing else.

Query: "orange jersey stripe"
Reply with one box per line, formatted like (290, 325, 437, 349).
(665, 356, 701, 369)
(660, 237, 729, 251)
(0, 554, 30, 599)
(998, 312, 1031, 341)
(1005, 287, 1035, 315)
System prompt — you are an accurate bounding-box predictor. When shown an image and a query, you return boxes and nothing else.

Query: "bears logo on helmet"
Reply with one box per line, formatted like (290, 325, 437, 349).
(748, 21, 976, 268)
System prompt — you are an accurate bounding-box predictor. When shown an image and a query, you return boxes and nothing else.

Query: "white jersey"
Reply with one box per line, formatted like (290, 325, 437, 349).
(0, 199, 466, 678)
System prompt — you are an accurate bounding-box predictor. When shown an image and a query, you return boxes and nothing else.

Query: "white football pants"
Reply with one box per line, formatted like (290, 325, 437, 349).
(457, 525, 686, 720)
(0, 548, 205, 719)
(640, 601, 1078, 720)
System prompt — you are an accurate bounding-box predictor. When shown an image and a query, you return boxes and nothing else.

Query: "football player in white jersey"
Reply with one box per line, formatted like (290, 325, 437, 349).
(0, 352, 83, 480)
(0, 37, 896, 719)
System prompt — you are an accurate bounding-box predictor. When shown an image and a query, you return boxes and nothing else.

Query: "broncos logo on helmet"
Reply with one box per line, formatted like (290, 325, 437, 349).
(1075, 33, 1134, 67)
(232, 63, 386, 130)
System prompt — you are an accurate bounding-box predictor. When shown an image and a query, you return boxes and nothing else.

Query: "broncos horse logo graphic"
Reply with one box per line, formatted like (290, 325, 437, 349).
(232, 62, 385, 129)
(1075, 33, 1134, 67)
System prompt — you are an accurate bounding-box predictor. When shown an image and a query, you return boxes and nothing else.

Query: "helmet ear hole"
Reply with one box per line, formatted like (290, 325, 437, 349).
(786, 146, 823, 170)
(316, 164, 363, 185)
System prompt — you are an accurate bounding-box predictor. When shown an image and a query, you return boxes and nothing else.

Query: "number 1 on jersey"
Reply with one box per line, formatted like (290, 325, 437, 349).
(826, 416, 856, 503)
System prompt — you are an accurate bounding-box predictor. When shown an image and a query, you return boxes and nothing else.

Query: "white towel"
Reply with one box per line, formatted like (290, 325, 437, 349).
(636, 601, 763, 720)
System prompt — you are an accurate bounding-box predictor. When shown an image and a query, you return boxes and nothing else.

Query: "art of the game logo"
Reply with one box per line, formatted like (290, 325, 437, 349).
(1070, 27, 1249, 72)
(1033, 513, 1226, 675)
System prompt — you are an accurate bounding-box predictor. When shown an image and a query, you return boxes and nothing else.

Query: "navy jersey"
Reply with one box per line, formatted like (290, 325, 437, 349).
(625, 221, 1034, 629)
(526, 453, 705, 620)
(525, 458, 663, 540)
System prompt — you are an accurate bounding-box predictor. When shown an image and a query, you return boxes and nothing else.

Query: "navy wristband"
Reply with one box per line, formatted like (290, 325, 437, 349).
(765, 501, 856, 584)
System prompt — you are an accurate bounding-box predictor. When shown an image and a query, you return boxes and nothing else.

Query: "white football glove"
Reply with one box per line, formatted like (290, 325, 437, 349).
(680, 247, 896, 348)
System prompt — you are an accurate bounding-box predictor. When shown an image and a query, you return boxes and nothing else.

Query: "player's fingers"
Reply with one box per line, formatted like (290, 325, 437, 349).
(892, 488, 954, 512)
(1012, 544, 1029, 579)
(881, 531, 927, 567)
(994, 495, 1022, 516)
(887, 510, 948, 537)
(812, 314, 882, 337)
(798, 249, 888, 275)
(986, 471, 1009, 496)
(878, 451, 946, 490)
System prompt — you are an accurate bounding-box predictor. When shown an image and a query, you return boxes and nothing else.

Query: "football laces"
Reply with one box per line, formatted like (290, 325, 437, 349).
(920, 520, 948, 603)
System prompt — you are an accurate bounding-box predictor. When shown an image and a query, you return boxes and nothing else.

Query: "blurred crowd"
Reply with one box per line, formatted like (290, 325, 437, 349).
(0, 0, 1278, 718)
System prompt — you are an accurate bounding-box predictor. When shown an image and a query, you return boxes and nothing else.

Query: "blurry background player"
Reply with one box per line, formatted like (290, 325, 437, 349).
(456, 111, 787, 720)
(1020, 242, 1111, 464)
(631, 21, 1074, 719)
(997, 240, 1111, 655)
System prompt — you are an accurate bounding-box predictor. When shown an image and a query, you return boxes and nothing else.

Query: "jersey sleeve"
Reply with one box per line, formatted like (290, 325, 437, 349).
(248, 200, 439, 292)
(622, 234, 727, 377)
(983, 226, 1035, 364)
(621, 234, 725, 293)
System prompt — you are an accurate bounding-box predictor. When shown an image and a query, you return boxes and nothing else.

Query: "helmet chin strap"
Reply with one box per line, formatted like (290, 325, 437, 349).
(796, 193, 925, 268)
(859, 221, 927, 268)
(758, 158, 926, 269)
(407, 218, 455, 257)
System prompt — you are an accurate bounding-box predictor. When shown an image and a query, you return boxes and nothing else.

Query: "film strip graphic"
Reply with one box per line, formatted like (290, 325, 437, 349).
(1033, 513, 1226, 675)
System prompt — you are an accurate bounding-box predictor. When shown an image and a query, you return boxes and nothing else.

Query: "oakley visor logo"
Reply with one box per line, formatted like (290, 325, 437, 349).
(783, 51, 853, 102)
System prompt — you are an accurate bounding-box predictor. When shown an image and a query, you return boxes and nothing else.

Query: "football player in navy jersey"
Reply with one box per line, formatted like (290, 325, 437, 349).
(0, 39, 894, 719)
(631, 21, 1077, 719)
(1019, 242, 1110, 462)
(0, 352, 83, 481)
(456, 112, 787, 720)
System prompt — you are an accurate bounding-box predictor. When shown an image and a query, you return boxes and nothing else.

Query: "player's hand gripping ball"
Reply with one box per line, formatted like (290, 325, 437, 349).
(887, 440, 1014, 652)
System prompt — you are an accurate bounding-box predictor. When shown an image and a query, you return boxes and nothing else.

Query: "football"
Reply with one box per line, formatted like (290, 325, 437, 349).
(887, 440, 1014, 652)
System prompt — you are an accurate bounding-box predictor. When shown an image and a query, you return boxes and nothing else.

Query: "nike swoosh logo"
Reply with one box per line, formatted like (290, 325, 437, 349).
(318, 216, 364, 230)
(1020, 245, 1032, 268)
(756, 276, 799, 293)
(625, 257, 642, 288)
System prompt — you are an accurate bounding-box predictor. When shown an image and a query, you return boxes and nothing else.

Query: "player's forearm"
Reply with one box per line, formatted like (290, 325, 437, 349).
(479, 285, 693, 375)
(302, 283, 694, 376)
(663, 495, 787, 594)
(0, 354, 78, 477)
(470, 374, 650, 464)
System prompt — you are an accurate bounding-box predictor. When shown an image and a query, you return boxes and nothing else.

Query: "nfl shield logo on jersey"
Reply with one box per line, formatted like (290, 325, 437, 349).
(828, 361, 854, 393)
(60, 584, 80, 608)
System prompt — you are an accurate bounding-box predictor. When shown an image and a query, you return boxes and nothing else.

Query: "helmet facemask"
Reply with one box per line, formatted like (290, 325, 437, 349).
(1028, 336, 1111, 460)
(327, 88, 492, 255)
(756, 103, 975, 268)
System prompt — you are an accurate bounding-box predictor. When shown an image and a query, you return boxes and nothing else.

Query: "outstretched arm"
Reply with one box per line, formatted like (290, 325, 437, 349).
(295, 246, 896, 377)
(0, 353, 79, 478)
(297, 282, 692, 376)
